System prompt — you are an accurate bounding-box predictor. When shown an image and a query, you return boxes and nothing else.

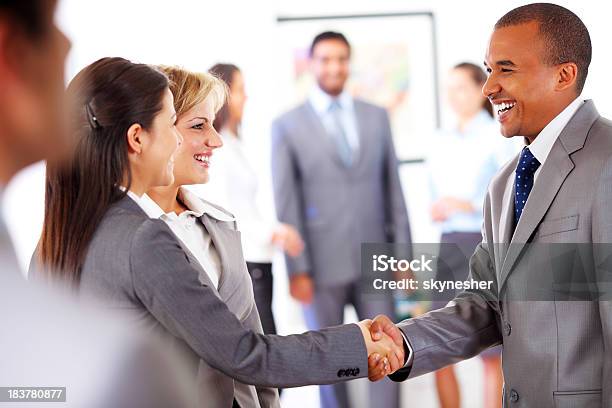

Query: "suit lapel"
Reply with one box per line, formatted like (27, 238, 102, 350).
(200, 215, 242, 294)
(303, 102, 347, 168)
(499, 157, 518, 245)
(173, 228, 220, 293)
(499, 100, 598, 290)
(352, 100, 367, 168)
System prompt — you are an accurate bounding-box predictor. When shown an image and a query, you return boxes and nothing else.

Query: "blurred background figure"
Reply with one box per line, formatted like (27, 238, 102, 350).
(427, 62, 509, 408)
(197, 63, 304, 340)
(271, 31, 411, 408)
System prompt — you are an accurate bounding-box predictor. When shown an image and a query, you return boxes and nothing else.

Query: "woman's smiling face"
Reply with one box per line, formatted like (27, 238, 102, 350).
(172, 96, 223, 186)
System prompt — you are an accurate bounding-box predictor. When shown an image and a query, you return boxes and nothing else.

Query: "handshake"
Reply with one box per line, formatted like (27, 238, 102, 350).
(356, 315, 406, 381)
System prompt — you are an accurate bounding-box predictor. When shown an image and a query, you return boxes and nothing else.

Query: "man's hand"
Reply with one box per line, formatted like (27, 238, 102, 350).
(289, 273, 314, 304)
(357, 320, 404, 381)
(367, 315, 406, 381)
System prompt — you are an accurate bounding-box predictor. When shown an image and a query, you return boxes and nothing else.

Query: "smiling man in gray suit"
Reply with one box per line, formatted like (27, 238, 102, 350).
(368, 3, 612, 407)
(272, 31, 411, 408)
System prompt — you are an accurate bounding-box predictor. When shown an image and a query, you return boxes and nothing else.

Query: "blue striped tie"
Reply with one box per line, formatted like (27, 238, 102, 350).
(514, 147, 541, 227)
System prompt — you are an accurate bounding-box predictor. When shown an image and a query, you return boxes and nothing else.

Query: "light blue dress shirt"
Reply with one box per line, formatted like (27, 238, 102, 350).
(308, 86, 360, 152)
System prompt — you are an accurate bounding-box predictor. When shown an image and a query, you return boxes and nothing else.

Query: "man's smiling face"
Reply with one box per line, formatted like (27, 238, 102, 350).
(483, 21, 561, 139)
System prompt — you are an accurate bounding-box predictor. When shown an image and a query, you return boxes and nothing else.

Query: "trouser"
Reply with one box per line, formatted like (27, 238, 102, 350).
(246, 262, 278, 335)
(246, 261, 283, 397)
(303, 279, 400, 408)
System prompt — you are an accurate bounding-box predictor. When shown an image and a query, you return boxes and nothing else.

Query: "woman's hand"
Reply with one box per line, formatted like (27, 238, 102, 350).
(272, 223, 304, 257)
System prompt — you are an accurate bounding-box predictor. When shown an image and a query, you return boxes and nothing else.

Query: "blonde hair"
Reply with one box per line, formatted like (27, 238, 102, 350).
(157, 65, 227, 118)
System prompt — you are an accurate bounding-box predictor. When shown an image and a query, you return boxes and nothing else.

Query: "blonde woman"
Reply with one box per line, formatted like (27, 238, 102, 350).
(142, 67, 403, 407)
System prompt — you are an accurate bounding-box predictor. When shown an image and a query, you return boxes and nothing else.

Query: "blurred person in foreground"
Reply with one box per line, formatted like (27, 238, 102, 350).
(271, 31, 411, 408)
(428, 62, 506, 408)
(0, 1, 192, 407)
(369, 4, 612, 408)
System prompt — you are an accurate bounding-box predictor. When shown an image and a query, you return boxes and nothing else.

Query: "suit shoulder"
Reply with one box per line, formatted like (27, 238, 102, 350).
(198, 198, 235, 218)
(273, 102, 309, 127)
(591, 115, 612, 138)
(353, 98, 387, 114)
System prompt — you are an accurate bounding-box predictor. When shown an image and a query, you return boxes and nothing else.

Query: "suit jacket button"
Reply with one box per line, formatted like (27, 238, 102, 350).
(252, 268, 263, 279)
(510, 389, 519, 403)
(337, 369, 345, 377)
(504, 322, 512, 336)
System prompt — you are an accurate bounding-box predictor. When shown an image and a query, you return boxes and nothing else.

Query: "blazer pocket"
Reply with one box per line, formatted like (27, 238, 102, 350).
(553, 389, 601, 408)
(537, 214, 579, 238)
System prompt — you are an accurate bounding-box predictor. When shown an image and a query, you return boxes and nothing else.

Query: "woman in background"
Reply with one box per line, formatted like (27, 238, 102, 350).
(195, 63, 303, 337)
(36, 57, 401, 408)
(428, 62, 510, 408)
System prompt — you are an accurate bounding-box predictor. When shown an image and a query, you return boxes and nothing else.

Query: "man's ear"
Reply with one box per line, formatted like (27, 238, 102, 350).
(126, 123, 144, 155)
(556, 62, 578, 93)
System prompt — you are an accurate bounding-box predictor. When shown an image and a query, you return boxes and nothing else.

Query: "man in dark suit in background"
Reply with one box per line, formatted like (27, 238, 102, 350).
(272, 31, 411, 408)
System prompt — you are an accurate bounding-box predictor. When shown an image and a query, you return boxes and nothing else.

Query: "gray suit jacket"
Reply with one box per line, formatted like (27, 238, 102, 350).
(272, 99, 412, 286)
(391, 100, 612, 408)
(156, 197, 278, 408)
(14, 222, 195, 406)
(77, 195, 368, 407)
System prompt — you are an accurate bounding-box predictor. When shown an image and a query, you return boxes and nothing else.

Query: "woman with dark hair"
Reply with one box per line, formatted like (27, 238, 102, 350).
(34, 58, 403, 408)
(198, 63, 303, 337)
(38, 57, 181, 283)
(427, 62, 512, 408)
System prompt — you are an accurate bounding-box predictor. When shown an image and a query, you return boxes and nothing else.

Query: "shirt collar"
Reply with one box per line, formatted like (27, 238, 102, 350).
(309, 85, 353, 115)
(137, 187, 234, 222)
(126, 190, 165, 219)
(526, 97, 584, 165)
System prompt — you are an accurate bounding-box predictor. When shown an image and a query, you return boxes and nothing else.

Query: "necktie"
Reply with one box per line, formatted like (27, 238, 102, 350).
(514, 147, 541, 227)
(328, 100, 353, 167)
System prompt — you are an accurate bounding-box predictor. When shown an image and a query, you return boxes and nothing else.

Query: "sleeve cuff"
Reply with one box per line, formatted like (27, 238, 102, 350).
(400, 330, 414, 368)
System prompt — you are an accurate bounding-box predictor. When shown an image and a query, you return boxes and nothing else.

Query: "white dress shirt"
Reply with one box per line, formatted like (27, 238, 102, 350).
(308, 86, 360, 151)
(527, 97, 584, 181)
(191, 129, 278, 263)
(129, 188, 233, 289)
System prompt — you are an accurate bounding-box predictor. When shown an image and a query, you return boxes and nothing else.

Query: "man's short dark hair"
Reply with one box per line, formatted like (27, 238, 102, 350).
(495, 3, 592, 93)
(309, 31, 351, 57)
(0, 0, 47, 39)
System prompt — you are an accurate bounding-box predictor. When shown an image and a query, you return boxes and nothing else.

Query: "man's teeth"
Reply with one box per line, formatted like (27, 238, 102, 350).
(494, 101, 516, 115)
(194, 154, 210, 165)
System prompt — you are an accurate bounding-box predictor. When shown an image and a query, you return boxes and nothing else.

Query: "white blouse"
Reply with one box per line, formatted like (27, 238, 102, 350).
(131, 188, 234, 289)
(189, 130, 277, 263)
